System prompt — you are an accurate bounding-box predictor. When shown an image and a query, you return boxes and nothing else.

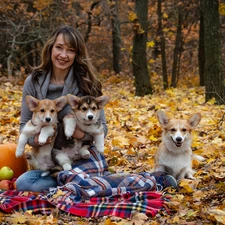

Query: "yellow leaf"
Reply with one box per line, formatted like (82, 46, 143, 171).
(128, 12, 137, 21)
(206, 158, 215, 164)
(186, 210, 197, 218)
(149, 135, 158, 142)
(219, 3, 225, 16)
(131, 212, 148, 224)
(163, 28, 169, 32)
(179, 179, 196, 193)
(147, 41, 155, 48)
(207, 98, 216, 105)
(172, 216, 180, 223)
(10, 212, 27, 224)
(163, 13, 168, 19)
(52, 189, 66, 198)
(104, 218, 118, 225)
(112, 136, 130, 148)
(149, 59, 155, 63)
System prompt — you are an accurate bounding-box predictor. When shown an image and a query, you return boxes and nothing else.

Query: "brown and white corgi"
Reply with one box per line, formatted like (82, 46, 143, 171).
(16, 95, 67, 172)
(52, 95, 110, 171)
(154, 110, 204, 180)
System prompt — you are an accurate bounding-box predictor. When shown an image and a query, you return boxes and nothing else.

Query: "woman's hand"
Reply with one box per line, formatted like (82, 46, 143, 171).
(72, 126, 85, 140)
(34, 133, 53, 147)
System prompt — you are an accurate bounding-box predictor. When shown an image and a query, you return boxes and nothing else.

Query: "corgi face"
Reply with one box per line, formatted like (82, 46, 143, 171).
(26, 96, 67, 125)
(67, 95, 110, 125)
(157, 110, 201, 148)
(163, 119, 192, 147)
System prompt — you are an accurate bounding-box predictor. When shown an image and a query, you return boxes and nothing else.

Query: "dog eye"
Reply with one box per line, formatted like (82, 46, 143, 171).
(182, 128, 187, 132)
(40, 109, 45, 113)
(82, 107, 87, 111)
(92, 107, 97, 111)
(171, 128, 176, 132)
(51, 109, 55, 113)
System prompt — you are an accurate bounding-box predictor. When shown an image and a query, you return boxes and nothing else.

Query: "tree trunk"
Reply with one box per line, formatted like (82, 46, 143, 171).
(132, 0, 152, 96)
(157, 0, 168, 89)
(203, 0, 224, 104)
(111, 0, 121, 74)
(198, 0, 205, 86)
(84, 1, 101, 43)
(171, 5, 183, 88)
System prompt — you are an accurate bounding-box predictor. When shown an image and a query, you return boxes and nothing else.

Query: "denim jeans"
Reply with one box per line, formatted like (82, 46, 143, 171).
(16, 170, 57, 192)
(15, 146, 98, 192)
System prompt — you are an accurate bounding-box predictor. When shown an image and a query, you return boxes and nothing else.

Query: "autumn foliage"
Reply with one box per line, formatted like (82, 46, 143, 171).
(0, 0, 225, 224)
(0, 72, 224, 224)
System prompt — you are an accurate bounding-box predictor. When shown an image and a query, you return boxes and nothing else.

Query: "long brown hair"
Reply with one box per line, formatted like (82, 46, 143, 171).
(32, 25, 102, 96)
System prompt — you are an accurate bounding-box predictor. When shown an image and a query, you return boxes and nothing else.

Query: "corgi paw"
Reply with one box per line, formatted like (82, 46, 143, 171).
(15, 149, 24, 158)
(64, 128, 74, 138)
(38, 135, 48, 144)
(81, 150, 91, 159)
(62, 163, 72, 171)
(95, 144, 104, 153)
(63, 117, 76, 138)
(185, 173, 195, 180)
(79, 145, 91, 159)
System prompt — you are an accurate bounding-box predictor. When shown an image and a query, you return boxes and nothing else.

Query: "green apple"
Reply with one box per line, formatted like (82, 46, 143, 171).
(0, 166, 14, 180)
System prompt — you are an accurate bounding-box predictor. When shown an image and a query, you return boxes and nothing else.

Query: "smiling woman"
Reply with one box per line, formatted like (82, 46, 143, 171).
(15, 25, 107, 192)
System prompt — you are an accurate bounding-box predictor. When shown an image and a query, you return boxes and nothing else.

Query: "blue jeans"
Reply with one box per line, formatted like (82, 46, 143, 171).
(16, 170, 57, 192)
(16, 146, 100, 192)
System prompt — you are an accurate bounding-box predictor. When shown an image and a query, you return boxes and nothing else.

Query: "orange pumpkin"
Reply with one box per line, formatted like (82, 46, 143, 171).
(0, 143, 28, 178)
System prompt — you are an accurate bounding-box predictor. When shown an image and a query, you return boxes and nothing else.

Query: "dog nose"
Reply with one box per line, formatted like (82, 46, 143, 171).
(88, 115, 93, 120)
(176, 137, 182, 142)
(45, 117, 51, 123)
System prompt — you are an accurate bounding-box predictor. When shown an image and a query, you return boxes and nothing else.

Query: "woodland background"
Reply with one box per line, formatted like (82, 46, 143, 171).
(0, 0, 225, 224)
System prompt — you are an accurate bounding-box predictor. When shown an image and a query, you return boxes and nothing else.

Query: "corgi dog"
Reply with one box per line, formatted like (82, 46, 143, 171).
(16, 95, 67, 172)
(52, 95, 110, 171)
(154, 110, 204, 180)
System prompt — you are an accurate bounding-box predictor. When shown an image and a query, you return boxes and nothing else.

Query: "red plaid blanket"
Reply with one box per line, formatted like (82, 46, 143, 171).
(0, 149, 170, 218)
(0, 190, 169, 218)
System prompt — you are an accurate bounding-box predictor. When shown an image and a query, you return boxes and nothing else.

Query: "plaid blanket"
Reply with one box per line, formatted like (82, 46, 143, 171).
(0, 148, 170, 218)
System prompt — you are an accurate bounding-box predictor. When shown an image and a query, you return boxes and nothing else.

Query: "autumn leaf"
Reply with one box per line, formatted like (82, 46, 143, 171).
(219, 3, 225, 16)
(208, 209, 225, 224)
(147, 41, 155, 48)
(128, 12, 137, 21)
(9, 212, 27, 224)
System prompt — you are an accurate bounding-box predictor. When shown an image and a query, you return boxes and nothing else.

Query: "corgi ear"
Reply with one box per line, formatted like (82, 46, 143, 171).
(67, 94, 80, 108)
(156, 110, 170, 128)
(188, 113, 201, 128)
(54, 96, 68, 112)
(26, 96, 39, 111)
(96, 95, 110, 108)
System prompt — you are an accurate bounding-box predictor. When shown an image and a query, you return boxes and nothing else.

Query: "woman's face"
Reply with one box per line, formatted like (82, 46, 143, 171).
(51, 33, 76, 75)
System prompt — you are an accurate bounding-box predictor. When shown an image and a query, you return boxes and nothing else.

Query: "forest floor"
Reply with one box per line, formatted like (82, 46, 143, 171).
(0, 72, 225, 224)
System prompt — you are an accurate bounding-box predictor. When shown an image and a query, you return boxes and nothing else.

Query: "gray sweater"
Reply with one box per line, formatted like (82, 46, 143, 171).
(20, 68, 107, 148)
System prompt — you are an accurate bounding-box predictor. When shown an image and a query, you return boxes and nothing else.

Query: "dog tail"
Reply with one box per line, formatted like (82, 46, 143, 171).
(193, 154, 205, 161)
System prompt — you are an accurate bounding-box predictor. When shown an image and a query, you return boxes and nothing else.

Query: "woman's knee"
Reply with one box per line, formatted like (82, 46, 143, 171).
(16, 170, 57, 192)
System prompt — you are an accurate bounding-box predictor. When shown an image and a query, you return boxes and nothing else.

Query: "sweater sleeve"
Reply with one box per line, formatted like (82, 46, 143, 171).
(19, 75, 37, 147)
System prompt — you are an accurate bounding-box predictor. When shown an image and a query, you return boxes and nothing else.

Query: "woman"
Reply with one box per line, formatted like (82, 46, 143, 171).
(16, 25, 107, 192)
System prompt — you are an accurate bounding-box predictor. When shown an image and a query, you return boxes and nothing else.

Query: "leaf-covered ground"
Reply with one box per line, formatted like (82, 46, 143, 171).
(0, 73, 225, 224)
